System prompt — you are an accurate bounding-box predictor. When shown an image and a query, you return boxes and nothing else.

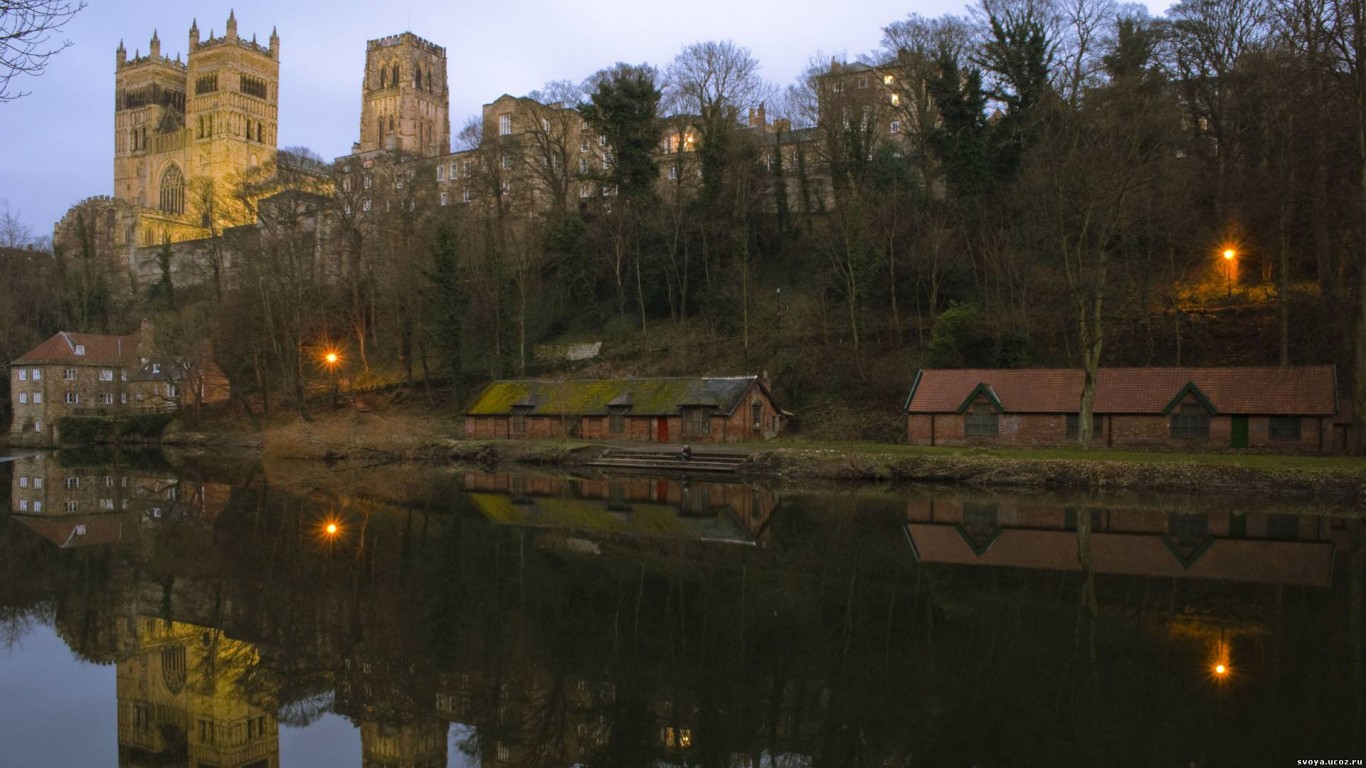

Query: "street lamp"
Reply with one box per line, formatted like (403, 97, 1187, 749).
(1222, 248, 1235, 299)
(323, 350, 340, 408)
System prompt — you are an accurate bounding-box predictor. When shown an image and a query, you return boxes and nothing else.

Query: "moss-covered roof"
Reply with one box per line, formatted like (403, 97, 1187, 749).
(469, 493, 752, 543)
(464, 376, 766, 417)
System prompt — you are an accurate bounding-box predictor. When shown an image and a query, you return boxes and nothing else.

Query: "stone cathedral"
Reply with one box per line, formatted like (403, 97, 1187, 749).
(52, 14, 450, 294)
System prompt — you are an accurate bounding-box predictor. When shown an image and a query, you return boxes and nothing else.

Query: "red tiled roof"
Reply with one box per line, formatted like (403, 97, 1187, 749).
(904, 367, 1338, 416)
(905, 524, 1335, 587)
(14, 331, 140, 367)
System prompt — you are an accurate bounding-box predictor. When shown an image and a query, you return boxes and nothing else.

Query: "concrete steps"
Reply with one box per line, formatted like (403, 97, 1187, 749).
(586, 447, 748, 474)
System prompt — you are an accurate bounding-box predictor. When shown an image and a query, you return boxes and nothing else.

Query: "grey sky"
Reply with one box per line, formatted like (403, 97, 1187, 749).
(1, 0, 1170, 240)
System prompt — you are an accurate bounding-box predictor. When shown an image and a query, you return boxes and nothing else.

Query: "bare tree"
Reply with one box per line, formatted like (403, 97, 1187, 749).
(0, 1, 85, 102)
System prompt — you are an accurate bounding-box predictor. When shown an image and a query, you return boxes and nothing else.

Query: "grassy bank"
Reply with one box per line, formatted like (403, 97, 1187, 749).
(170, 400, 1366, 501)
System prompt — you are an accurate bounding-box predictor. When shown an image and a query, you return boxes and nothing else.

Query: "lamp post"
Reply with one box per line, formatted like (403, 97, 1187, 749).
(1222, 248, 1235, 299)
(324, 351, 340, 408)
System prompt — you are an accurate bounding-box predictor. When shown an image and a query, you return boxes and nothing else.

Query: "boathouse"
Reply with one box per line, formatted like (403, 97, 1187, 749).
(463, 376, 783, 443)
(903, 366, 1339, 451)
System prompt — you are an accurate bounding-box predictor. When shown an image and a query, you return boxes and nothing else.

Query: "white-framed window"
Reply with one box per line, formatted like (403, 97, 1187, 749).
(890, 120, 901, 134)
(436, 165, 445, 181)
(449, 162, 458, 179)
(34, 392, 42, 403)
(462, 188, 471, 203)
(19, 477, 28, 488)
(18, 500, 28, 512)
(362, 198, 372, 212)
(31, 369, 40, 380)
(363, 175, 372, 189)
(33, 475, 41, 489)
(541, 117, 550, 132)
(439, 191, 449, 206)
(99, 393, 114, 405)
(66, 477, 79, 489)
(833, 81, 844, 93)
(601, 185, 611, 196)
(17, 393, 27, 404)
(120, 371, 126, 382)
(501, 179, 511, 193)
(499, 113, 512, 135)
(166, 384, 178, 398)
(667, 166, 677, 180)
(884, 74, 894, 85)
(65, 501, 78, 513)
(64, 368, 76, 381)
(597, 134, 607, 147)
(578, 158, 587, 173)
(580, 139, 589, 152)
(99, 368, 114, 381)
(579, 185, 591, 198)
(103, 476, 113, 487)
(32, 500, 42, 513)
(17, 369, 26, 381)
(890, 93, 900, 106)
(100, 498, 114, 511)
(501, 154, 512, 170)
(65, 391, 78, 404)
(74, 344, 85, 356)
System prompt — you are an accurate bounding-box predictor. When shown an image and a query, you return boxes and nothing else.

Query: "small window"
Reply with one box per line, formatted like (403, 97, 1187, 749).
(18, 500, 28, 512)
(31, 369, 40, 380)
(890, 120, 901, 134)
(890, 93, 900, 106)
(17, 393, 27, 404)
(1170, 404, 1210, 439)
(462, 188, 471, 203)
(64, 368, 77, 381)
(100, 368, 114, 381)
(499, 113, 512, 135)
(1269, 416, 1302, 441)
(439, 191, 449, 206)
(100, 393, 114, 405)
(19, 477, 27, 488)
(752, 401, 763, 427)
(964, 405, 999, 437)
(65, 391, 79, 404)
(436, 165, 445, 181)
(17, 369, 26, 381)
(74, 344, 85, 356)
(1066, 413, 1103, 439)
(501, 154, 512, 170)
(66, 477, 80, 489)
(33, 392, 41, 404)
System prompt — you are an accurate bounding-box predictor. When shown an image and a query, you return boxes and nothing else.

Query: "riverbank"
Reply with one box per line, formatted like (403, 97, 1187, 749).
(151, 405, 1366, 502)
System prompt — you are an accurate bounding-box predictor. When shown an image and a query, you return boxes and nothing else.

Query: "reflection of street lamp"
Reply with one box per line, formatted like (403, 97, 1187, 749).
(776, 288, 783, 335)
(1222, 248, 1236, 299)
(323, 350, 340, 408)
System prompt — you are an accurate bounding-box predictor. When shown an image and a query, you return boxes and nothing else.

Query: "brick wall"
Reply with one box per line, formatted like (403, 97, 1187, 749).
(909, 411, 1338, 453)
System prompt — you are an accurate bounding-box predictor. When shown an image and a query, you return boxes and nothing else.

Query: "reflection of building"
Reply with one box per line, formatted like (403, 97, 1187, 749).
(904, 497, 1348, 587)
(464, 376, 785, 443)
(117, 616, 279, 768)
(9, 454, 229, 547)
(465, 472, 776, 545)
(334, 650, 449, 768)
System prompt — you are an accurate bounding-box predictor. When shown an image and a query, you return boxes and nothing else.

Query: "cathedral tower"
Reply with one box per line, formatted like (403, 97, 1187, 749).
(112, 12, 279, 244)
(358, 33, 450, 157)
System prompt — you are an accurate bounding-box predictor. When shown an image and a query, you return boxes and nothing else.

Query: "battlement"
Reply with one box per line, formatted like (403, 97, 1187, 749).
(194, 35, 274, 58)
(367, 32, 445, 57)
(119, 53, 187, 73)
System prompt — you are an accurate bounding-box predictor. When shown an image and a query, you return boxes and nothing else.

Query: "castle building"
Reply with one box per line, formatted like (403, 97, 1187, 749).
(357, 32, 450, 157)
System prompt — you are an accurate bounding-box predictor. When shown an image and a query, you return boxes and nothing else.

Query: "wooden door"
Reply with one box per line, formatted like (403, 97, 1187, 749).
(657, 416, 669, 442)
(1231, 415, 1248, 448)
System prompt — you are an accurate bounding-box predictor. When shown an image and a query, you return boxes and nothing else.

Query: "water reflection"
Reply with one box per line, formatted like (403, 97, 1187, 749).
(0, 457, 1361, 766)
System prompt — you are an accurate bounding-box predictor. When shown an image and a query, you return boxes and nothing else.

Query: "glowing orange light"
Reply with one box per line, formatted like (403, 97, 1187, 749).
(326, 522, 338, 535)
(1214, 663, 1228, 676)
(324, 351, 339, 365)
(1222, 248, 1235, 261)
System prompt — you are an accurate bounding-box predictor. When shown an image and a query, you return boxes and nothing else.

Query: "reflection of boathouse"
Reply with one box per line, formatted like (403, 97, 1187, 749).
(464, 472, 776, 545)
(904, 497, 1347, 587)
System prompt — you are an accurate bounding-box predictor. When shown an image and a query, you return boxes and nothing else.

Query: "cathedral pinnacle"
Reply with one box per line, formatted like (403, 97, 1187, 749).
(226, 9, 238, 41)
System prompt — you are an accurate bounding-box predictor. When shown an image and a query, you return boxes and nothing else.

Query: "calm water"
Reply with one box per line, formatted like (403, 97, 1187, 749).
(0, 451, 1362, 767)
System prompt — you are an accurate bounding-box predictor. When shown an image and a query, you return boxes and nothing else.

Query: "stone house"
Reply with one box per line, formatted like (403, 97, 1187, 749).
(904, 366, 1340, 451)
(8, 329, 229, 446)
(464, 376, 784, 443)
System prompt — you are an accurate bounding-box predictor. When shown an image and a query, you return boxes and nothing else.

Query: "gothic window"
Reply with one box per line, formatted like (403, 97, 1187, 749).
(159, 164, 185, 214)
(391, 64, 400, 88)
(195, 73, 218, 94)
(388, 115, 395, 133)
(415, 66, 422, 89)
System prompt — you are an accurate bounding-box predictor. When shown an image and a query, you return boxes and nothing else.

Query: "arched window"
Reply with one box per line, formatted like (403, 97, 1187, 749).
(159, 164, 185, 215)
(415, 66, 422, 89)
(390, 64, 400, 88)
(379, 65, 388, 89)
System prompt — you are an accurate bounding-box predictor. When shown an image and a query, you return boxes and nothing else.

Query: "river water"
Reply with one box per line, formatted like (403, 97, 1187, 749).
(0, 451, 1361, 767)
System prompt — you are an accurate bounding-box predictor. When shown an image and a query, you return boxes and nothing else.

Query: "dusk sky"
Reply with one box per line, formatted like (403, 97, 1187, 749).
(2, 0, 1171, 240)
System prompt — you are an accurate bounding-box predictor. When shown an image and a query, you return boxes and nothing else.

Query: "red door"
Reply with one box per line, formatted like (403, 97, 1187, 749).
(657, 416, 669, 443)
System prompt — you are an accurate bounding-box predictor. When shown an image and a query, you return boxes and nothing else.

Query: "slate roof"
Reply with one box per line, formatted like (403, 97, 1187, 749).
(465, 376, 768, 417)
(904, 367, 1338, 416)
(13, 331, 141, 367)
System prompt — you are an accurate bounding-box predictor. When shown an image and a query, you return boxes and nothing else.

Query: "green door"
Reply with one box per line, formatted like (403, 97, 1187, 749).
(1231, 415, 1249, 448)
